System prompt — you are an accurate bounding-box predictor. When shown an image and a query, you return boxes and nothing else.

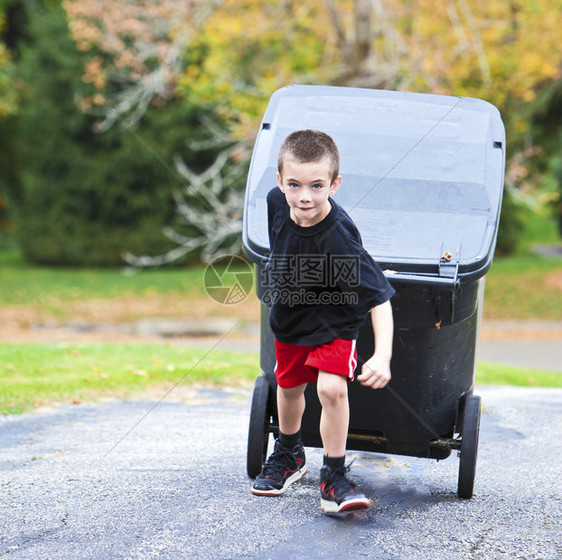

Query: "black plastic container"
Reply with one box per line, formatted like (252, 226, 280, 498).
(244, 85, 505, 498)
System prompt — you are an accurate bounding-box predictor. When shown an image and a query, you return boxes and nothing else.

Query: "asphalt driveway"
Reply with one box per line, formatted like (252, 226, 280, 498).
(1, 384, 560, 559)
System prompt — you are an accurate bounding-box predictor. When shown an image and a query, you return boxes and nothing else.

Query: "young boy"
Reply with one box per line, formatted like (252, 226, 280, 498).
(251, 129, 395, 513)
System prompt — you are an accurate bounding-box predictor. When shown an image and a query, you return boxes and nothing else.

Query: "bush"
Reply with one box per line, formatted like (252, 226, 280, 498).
(11, 3, 214, 266)
(550, 138, 562, 239)
(495, 188, 527, 256)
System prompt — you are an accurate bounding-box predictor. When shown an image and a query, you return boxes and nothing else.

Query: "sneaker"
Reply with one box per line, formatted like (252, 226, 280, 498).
(251, 439, 307, 496)
(320, 463, 371, 513)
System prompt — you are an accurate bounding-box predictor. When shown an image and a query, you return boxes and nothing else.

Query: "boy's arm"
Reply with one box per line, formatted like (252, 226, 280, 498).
(357, 300, 393, 389)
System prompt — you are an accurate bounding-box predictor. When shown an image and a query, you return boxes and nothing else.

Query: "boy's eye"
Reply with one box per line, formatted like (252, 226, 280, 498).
(289, 183, 299, 189)
(312, 183, 323, 189)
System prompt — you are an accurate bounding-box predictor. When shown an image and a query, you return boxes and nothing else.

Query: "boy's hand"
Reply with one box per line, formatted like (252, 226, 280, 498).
(357, 355, 391, 389)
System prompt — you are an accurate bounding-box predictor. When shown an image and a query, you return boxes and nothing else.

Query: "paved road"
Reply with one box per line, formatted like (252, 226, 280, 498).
(132, 318, 562, 374)
(477, 340, 562, 373)
(1, 385, 560, 559)
(26, 318, 562, 374)
(477, 320, 562, 373)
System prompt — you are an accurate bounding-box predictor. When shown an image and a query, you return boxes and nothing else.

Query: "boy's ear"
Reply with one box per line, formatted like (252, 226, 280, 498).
(329, 175, 342, 196)
(276, 172, 284, 192)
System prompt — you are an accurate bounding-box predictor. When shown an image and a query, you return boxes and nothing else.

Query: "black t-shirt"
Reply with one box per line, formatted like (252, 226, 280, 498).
(265, 187, 395, 345)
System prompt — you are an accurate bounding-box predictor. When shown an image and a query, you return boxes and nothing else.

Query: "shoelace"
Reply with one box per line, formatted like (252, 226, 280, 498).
(322, 460, 357, 495)
(262, 444, 298, 477)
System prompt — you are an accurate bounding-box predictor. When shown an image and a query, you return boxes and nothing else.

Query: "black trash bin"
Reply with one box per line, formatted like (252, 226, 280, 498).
(243, 85, 505, 499)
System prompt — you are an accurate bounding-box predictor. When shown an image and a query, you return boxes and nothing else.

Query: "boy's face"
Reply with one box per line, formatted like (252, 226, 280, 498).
(276, 157, 342, 227)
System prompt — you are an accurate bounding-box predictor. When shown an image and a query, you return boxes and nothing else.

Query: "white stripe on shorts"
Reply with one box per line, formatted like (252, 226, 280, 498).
(348, 339, 357, 380)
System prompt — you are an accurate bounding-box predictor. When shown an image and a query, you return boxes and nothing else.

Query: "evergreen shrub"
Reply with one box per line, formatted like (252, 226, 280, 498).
(13, 3, 212, 266)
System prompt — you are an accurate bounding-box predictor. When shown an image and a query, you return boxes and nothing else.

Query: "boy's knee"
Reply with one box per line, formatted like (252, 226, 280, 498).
(278, 384, 306, 401)
(317, 373, 347, 405)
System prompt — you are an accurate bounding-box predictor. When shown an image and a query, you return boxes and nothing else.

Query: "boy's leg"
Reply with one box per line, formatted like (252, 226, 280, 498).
(317, 370, 370, 513)
(251, 383, 308, 496)
(277, 383, 307, 435)
(317, 371, 349, 457)
(252, 339, 314, 497)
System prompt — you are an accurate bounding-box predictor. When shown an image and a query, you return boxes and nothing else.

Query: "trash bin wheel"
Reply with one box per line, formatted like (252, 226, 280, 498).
(247, 375, 272, 478)
(457, 394, 481, 499)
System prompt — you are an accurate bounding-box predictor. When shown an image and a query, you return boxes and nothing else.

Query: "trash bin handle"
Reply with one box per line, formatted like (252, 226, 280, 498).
(383, 271, 459, 290)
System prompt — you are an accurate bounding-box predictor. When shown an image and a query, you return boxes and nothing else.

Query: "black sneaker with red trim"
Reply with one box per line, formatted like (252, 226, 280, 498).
(320, 463, 371, 513)
(251, 439, 307, 496)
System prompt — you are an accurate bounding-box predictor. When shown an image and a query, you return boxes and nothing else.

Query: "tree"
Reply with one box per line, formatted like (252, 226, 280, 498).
(0, 0, 27, 238)
(62, 0, 219, 129)
(13, 2, 216, 265)
(123, 123, 249, 267)
(174, 0, 562, 254)
(23, 0, 561, 265)
(57, 0, 253, 266)
(0, 40, 16, 236)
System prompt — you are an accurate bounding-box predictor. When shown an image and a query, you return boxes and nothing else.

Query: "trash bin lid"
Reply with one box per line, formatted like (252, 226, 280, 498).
(243, 85, 505, 281)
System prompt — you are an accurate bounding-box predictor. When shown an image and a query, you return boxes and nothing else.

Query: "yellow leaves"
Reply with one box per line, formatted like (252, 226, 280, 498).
(205, 9, 244, 38)
(475, 0, 562, 103)
(61, 0, 562, 150)
(175, 0, 331, 136)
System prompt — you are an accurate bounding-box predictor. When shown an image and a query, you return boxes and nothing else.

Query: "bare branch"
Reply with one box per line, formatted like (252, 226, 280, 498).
(124, 127, 249, 267)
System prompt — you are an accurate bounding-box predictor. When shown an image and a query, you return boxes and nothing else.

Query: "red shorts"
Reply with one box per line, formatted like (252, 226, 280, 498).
(274, 339, 358, 389)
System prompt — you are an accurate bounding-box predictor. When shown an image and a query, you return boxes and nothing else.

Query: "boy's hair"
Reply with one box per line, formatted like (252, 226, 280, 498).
(278, 129, 340, 182)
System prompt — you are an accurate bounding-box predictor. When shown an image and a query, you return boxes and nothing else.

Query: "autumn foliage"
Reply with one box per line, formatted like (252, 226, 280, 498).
(57, 0, 562, 171)
(1, 0, 561, 263)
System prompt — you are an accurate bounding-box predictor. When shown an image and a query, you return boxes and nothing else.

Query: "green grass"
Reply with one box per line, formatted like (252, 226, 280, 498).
(484, 254, 562, 319)
(476, 362, 562, 388)
(481, 207, 562, 319)
(0, 249, 207, 308)
(2, 208, 560, 321)
(2, 249, 560, 320)
(0, 249, 259, 322)
(0, 343, 260, 415)
(1, 343, 559, 416)
(518, 206, 560, 250)
(0, 210, 560, 415)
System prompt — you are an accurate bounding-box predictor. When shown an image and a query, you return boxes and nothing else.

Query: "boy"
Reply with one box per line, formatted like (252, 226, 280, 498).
(251, 129, 395, 513)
